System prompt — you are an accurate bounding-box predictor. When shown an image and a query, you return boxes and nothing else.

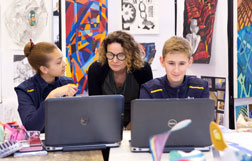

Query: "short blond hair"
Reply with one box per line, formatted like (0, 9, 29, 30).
(162, 36, 191, 59)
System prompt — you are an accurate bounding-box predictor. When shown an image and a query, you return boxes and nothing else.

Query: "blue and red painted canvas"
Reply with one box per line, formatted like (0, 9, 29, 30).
(65, 0, 107, 94)
(139, 42, 156, 65)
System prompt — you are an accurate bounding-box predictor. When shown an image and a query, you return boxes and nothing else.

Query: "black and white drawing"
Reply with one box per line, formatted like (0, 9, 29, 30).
(14, 55, 35, 87)
(53, 0, 60, 49)
(121, 0, 159, 34)
(1, 0, 51, 50)
(186, 18, 201, 55)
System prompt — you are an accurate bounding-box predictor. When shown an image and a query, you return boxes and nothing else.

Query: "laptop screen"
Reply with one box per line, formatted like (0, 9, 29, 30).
(130, 98, 214, 151)
(44, 95, 124, 149)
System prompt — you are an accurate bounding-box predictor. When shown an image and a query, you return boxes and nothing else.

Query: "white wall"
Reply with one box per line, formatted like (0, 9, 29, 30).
(1, 48, 20, 123)
(108, 0, 229, 127)
(0, 1, 3, 120)
(0, 0, 52, 124)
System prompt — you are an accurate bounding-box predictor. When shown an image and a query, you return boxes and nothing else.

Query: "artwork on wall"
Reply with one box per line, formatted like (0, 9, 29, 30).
(216, 113, 224, 126)
(234, 97, 252, 129)
(236, 0, 252, 98)
(65, 0, 108, 94)
(201, 76, 226, 125)
(176, 0, 218, 64)
(0, 1, 2, 103)
(139, 42, 156, 64)
(13, 55, 35, 87)
(53, 0, 60, 49)
(121, 0, 159, 34)
(0, 0, 51, 50)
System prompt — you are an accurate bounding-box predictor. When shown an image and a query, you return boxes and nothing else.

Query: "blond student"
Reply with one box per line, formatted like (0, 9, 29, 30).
(140, 36, 209, 98)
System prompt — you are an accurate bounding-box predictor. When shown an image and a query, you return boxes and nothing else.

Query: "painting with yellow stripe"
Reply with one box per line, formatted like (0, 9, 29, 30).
(65, 0, 108, 94)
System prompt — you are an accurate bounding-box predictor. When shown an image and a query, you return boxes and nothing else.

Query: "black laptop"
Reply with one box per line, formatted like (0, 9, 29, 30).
(44, 95, 124, 151)
(130, 98, 214, 152)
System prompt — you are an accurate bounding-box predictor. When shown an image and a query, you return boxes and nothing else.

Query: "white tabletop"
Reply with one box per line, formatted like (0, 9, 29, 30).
(109, 130, 216, 161)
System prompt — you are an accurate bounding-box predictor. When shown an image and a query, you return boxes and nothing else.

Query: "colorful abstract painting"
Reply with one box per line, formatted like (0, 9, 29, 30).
(237, 0, 252, 31)
(65, 0, 107, 94)
(183, 0, 218, 64)
(139, 42, 156, 64)
(235, 105, 247, 121)
(237, 0, 252, 98)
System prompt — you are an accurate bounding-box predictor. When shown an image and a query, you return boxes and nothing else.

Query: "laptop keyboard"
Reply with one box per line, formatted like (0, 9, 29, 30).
(0, 141, 22, 158)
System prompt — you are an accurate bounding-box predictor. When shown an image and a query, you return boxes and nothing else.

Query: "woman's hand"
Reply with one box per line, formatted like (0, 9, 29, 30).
(46, 84, 78, 100)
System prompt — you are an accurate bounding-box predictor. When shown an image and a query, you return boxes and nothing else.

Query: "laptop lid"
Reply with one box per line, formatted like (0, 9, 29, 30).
(130, 98, 214, 152)
(44, 95, 124, 151)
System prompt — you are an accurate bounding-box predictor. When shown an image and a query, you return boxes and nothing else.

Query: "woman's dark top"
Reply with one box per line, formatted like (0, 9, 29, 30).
(88, 61, 153, 126)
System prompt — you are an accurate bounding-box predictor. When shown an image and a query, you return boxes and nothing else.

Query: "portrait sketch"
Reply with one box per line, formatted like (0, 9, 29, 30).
(14, 55, 35, 87)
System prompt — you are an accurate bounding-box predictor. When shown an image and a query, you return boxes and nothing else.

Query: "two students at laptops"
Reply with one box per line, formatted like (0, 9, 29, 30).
(15, 40, 78, 132)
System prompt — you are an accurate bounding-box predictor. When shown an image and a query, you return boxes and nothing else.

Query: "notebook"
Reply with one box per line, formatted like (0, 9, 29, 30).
(43, 95, 124, 151)
(130, 98, 214, 152)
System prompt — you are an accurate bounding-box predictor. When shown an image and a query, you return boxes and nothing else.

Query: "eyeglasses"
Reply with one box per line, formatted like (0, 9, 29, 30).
(106, 52, 126, 61)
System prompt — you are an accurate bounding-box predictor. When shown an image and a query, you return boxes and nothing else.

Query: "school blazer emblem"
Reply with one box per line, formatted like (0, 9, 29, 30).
(168, 119, 177, 128)
(80, 116, 89, 126)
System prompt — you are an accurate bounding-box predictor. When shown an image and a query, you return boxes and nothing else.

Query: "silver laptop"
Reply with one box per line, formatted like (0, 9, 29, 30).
(44, 95, 124, 151)
(130, 98, 214, 152)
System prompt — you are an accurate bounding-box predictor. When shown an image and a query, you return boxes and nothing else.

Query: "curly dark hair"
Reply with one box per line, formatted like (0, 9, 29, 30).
(98, 31, 144, 72)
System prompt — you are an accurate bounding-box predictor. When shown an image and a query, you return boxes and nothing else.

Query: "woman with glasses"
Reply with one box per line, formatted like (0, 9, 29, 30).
(88, 31, 153, 127)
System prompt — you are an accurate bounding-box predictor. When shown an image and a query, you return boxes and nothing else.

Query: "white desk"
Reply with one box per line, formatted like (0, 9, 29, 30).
(109, 130, 215, 161)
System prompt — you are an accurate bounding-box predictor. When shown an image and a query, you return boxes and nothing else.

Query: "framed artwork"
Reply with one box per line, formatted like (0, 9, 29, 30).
(209, 91, 218, 107)
(0, 0, 52, 50)
(203, 77, 213, 89)
(216, 113, 224, 125)
(121, 0, 159, 34)
(0, 1, 2, 103)
(235, 0, 252, 98)
(176, 0, 218, 64)
(217, 91, 225, 100)
(215, 78, 226, 90)
(53, 0, 61, 49)
(13, 55, 35, 87)
(234, 97, 252, 129)
(139, 42, 156, 64)
(217, 101, 225, 111)
(202, 76, 226, 124)
(65, 0, 108, 94)
(228, 0, 252, 129)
